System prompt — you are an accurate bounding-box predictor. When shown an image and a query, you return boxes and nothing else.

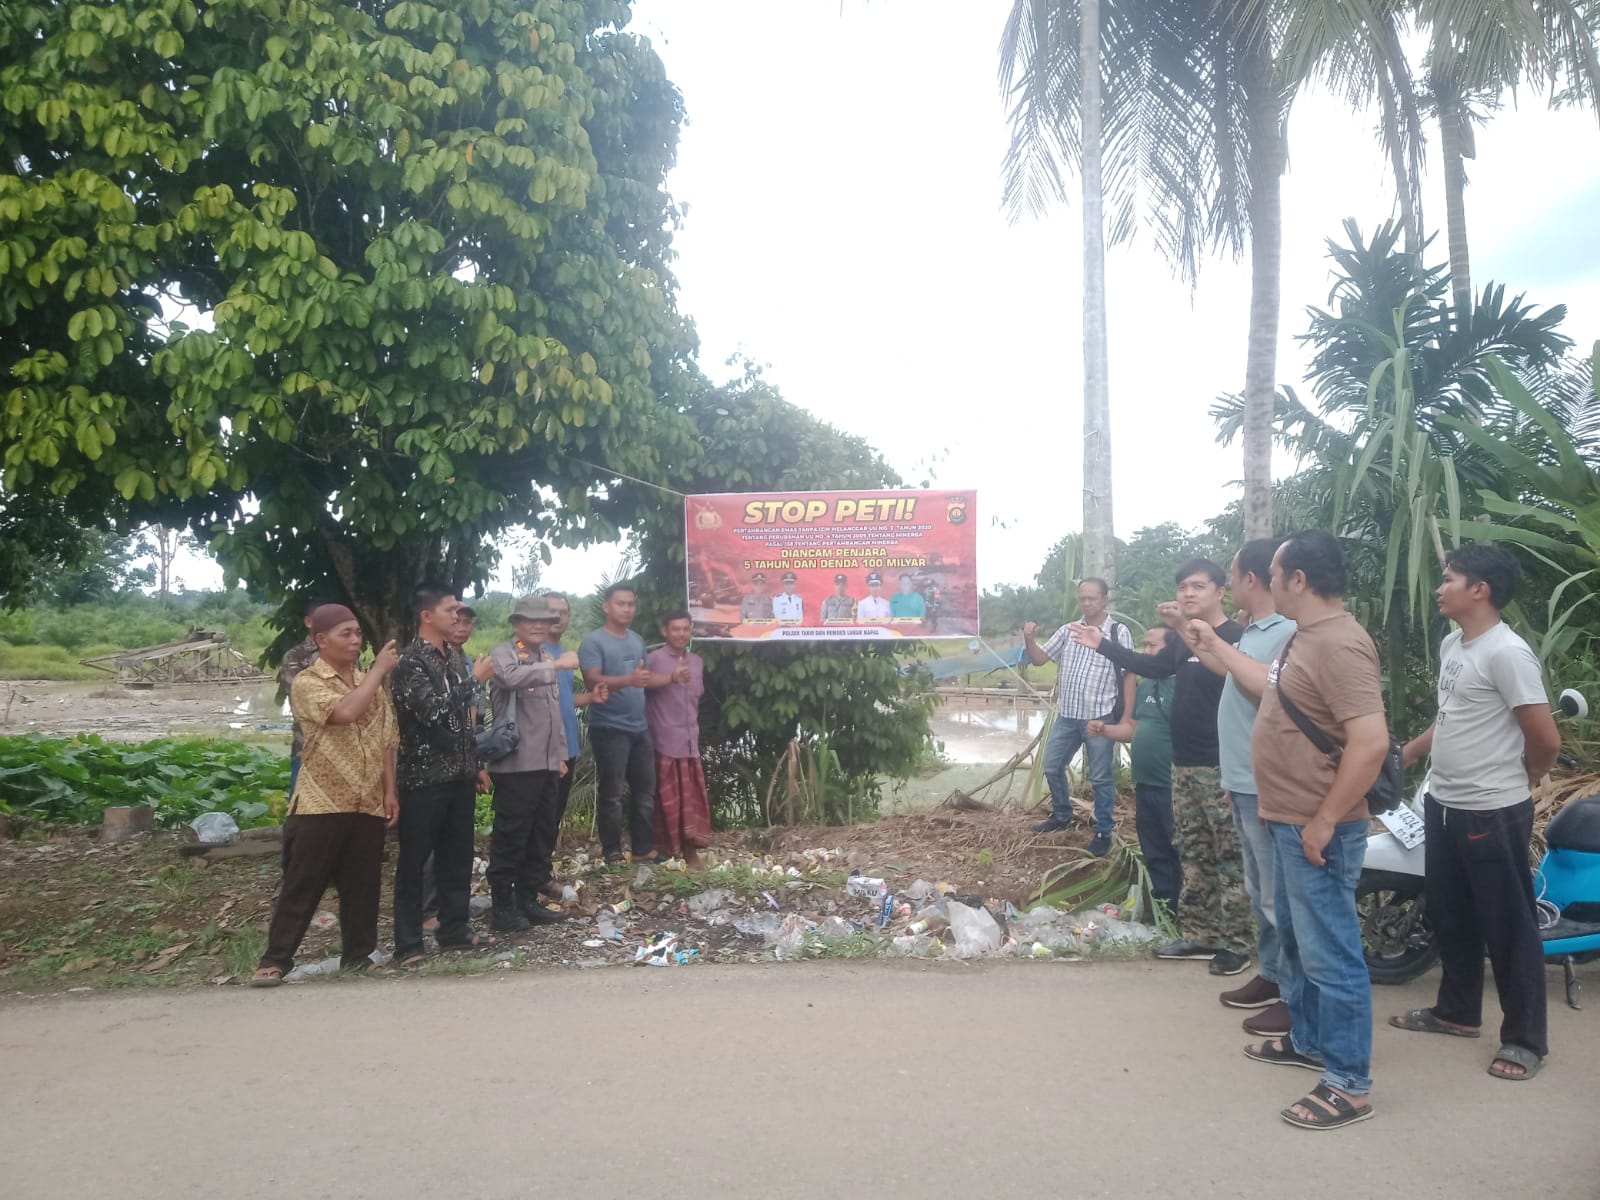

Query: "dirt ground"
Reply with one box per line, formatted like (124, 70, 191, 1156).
(0, 678, 288, 742)
(0, 806, 1116, 991)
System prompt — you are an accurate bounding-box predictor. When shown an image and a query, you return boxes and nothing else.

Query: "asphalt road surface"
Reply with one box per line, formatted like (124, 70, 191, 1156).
(5, 959, 1599, 1198)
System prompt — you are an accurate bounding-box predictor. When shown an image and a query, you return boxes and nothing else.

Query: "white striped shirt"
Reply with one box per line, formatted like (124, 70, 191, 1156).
(1042, 617, 1131, 719)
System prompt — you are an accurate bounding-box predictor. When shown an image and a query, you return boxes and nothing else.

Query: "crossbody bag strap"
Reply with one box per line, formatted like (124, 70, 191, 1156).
(1274, 634, 1340, 759)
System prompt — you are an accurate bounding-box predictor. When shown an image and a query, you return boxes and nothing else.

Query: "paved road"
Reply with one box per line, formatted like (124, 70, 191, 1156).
(4, 959, 1599, 1198)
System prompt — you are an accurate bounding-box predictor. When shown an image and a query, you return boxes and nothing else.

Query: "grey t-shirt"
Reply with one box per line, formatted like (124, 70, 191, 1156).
(578, 627, 649, 733)
(1218, 612, 1296, 795)
(1429, 622, 1548, 811)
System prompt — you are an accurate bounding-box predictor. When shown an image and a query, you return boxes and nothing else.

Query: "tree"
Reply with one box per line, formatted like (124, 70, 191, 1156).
(1213, 219, 1571, 720)
(1278, 1, 1600, 308)
(1, 0, 695, 657)
(1000, 0, 1293, 546)
(632, 363, 935, 823)
(1000, 1, 1115, 578)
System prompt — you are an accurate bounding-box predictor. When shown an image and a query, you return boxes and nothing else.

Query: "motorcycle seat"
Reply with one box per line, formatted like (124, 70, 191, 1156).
(1544, 795, 1600, 854)
(1541, 916, 1600, 942)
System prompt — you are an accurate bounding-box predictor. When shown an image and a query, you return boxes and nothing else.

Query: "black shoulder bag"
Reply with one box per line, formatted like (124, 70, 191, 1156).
(1273, 634, 1404, 815)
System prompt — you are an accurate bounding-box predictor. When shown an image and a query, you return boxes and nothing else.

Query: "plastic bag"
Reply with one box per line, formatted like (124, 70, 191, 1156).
(732, 912, 784, 939)
(189, 812, 239, 845)
(889, 933, 944, 958)
(904, 879, 938, 902)
(813, 916, 860, 943)
(687, 888, 734, 916)
(947, 902, 1002, 959)
(769, 913, 816, 959)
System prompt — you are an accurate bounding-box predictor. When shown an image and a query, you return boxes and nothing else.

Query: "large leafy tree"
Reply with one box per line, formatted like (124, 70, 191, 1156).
(1, 0, 693, 654)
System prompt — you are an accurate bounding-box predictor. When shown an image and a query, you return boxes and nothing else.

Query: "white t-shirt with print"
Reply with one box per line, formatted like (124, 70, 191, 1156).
(1429, 621, 1548, 810)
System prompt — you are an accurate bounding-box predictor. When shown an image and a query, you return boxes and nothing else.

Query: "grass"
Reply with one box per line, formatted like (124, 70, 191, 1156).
(0, 644, 121, 681)
(418, 948, 525, 976)
(222, 924, 267, 979)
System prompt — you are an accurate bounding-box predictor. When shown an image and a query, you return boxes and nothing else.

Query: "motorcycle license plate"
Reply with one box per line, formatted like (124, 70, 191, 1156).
(1377, 806, 1425, 850)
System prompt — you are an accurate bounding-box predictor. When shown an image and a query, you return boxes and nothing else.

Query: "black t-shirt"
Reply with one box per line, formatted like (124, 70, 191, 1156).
(1097, 620, 1244, 767)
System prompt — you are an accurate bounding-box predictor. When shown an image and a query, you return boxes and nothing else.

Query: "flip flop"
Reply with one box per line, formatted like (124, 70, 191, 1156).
(1388, 1008, 1480, 1038)
(248, 967, 283, 988)
(1281, 1083, 1374, 1131)
(1488, 1044, 1543, 1081)
(1244, 1037, 1324, 1072)
(396, 953, 426, 969)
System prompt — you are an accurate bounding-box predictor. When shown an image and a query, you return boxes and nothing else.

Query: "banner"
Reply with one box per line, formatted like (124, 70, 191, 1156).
(684, 489, 978, 641)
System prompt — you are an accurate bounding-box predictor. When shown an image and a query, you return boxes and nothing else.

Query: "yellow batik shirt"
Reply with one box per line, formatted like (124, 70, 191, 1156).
(288, 658, 398, 817)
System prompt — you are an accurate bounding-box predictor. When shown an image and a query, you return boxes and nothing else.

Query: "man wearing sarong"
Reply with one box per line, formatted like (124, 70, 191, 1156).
(644, 610, 711, 867)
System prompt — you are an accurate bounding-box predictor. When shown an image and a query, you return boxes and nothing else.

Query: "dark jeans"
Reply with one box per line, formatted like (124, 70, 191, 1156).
(488, 770, 560, 892)
(1425, 795, 1547, 1057)
(1134, 783, 1181, 916)
(394, 779, 476, 958)
(260, 812, 385, 973)
(590, 727, 656, 859)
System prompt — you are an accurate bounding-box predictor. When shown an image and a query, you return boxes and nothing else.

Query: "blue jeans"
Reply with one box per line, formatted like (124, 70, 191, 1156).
(1134, 783, 1181, 914)
(1270, 818, 1372, 1096)
(1230, 792, 1282, 984)
(1043, 714, 1115, 835)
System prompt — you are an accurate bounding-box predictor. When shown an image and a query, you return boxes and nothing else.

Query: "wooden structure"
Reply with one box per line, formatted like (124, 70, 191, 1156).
(80, 629, 269, 687)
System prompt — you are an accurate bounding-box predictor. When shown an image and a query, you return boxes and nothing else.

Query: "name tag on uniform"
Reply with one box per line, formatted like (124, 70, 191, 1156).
(1377, 805, 1425, 850)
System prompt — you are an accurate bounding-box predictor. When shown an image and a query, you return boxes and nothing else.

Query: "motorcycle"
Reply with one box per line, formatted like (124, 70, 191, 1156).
(1357, 689, 1600, 1007)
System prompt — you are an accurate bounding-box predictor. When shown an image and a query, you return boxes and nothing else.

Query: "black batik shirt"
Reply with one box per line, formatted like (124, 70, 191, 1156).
(391, 637, 479, 790)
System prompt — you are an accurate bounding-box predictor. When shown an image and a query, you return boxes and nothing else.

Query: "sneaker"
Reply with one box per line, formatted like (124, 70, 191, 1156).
(1031, 818, 1073, 834)
(1087, 833, 1112, 857)
(1243, 1001, 1292, 1037)
(1209, 950, 1253, 977)
(1155, 938, 1218, 961)
(1219, 975, 1280, 1009)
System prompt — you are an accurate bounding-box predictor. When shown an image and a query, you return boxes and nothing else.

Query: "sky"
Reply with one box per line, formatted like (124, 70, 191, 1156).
(171, 0, 1600, 598)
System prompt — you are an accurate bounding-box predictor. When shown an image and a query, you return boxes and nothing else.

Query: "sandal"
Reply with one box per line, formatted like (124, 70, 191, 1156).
(1244, 1037, 1324, 1072)
(248, 966, 283, 988)
(1388, 1008, 1480, 1038)
(1488, 1044, 1543, 1081)
(436, 932, 495, 952)
(396, 953, 426, 969)
(604, 853, 628, 867)
(1281, 1082, 1374, 1130)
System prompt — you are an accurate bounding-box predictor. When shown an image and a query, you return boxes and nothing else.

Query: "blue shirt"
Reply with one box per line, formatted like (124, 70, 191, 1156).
(1218, 610, 1296, 795)
(578, 627, 649, 733)
(546, 640, 581, 759)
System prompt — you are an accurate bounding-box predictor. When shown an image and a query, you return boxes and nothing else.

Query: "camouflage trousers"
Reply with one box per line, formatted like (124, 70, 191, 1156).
(1172, 765, 1255, 955)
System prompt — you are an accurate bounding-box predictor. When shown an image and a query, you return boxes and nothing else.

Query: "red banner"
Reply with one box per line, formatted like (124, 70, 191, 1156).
(684, 489, 979, 641)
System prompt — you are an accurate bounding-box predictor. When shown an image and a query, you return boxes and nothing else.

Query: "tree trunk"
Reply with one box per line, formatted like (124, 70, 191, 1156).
(1240, 45, 1283, 541)
(1079, 0, 1114, 581)
(1375, 15, 1423, 259)
(1440, 99, 1472, 311)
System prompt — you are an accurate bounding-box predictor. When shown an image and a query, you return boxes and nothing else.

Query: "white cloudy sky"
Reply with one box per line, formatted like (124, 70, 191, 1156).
(177, 1, 1600, 596)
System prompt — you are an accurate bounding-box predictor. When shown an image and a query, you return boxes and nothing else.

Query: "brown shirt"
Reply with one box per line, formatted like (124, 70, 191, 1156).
(288, 659, 398, 817)
(1252, 610, 1385, 824)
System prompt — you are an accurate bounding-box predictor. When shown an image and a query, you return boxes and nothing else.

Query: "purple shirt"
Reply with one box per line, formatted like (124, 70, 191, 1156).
(644, 647, 704, 759)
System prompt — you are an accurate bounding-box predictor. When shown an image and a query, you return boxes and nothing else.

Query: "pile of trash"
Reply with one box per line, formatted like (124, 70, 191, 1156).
(585, 850, 1161, 964)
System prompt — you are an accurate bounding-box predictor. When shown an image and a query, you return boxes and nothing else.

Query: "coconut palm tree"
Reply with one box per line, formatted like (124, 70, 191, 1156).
(1000, 1, 1295, 543)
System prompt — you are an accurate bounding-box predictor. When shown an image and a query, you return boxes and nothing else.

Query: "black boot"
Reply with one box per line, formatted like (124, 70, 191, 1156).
(518, 886, 568, 925)
(491, 885, 530, 932)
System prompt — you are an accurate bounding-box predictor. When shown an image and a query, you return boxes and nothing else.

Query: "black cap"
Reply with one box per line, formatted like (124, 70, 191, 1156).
(866, 571, 883, 585)
(781, 571, 798, 582)
(834, 573, 848, 584)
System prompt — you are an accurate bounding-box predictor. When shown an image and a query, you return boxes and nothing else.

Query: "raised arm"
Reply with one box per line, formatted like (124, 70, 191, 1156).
(1078, 624, 1179, 679)
(329, 641, 400, 725)
(1021, 621, 1051, 667)
(489, 642, 577, 688)
(1186, 622, 1269, 700)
